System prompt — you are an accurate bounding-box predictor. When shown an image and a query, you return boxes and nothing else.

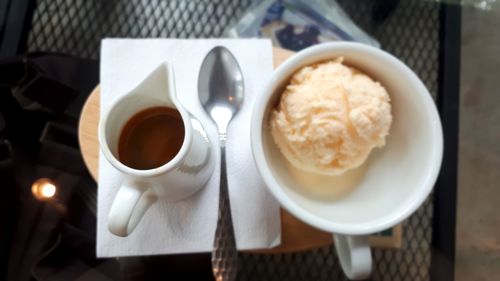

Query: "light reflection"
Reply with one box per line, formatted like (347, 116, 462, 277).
(210, 107, 232, 134)
(32, 178, 57, 201)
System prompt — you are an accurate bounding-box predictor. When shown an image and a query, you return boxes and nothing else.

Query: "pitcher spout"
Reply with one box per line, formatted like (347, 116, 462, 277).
(128, 62, 179, 108)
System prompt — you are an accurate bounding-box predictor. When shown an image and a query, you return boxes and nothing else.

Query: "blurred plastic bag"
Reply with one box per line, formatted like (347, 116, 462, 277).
(224, 0, 379, 50)
(430, 0, 497, 10)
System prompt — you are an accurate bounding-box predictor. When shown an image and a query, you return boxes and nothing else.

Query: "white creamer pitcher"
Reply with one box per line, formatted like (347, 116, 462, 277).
(99, 62, 214, 237)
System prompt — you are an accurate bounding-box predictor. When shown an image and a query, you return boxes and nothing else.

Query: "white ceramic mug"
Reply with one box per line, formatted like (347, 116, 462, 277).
(99, 62, 214, 237)
(251, 42, 443, 280)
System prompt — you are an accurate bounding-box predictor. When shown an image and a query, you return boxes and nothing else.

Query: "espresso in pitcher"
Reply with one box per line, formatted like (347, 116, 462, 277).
(118, 107, 184, 170)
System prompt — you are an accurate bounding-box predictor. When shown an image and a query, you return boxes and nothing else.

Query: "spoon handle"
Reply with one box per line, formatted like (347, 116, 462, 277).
(212, 145, 238, 281)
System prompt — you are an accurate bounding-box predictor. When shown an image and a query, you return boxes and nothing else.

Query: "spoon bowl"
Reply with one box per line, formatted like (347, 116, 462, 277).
(199, 46, 244, 133)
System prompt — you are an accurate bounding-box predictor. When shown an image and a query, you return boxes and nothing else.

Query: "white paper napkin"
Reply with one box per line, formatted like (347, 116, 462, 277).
(97, 39, 281, 257)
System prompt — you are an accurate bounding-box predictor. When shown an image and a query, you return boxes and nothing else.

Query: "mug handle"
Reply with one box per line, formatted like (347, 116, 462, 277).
(333, 234, 372, 280)
(108, 180, 156, 237)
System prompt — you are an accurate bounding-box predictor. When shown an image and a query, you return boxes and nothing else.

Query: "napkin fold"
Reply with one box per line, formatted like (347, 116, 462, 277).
(97, 39, 281, 257)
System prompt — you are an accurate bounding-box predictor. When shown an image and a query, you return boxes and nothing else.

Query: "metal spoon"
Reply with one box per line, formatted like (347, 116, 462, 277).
(198, 46, 243, 281)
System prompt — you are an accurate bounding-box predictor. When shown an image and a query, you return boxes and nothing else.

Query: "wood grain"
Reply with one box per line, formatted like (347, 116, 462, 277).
(78, 47, 401, 252)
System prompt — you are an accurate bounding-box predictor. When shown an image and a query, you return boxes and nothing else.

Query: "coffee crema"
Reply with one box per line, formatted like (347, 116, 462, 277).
(118, 106, 184, 170)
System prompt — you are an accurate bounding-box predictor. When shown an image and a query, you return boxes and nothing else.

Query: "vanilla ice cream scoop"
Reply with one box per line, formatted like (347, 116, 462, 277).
(270, 58, 392, 176)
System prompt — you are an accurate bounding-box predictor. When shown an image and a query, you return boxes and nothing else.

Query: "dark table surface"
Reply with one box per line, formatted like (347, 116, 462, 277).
(0, 0, 460, 280)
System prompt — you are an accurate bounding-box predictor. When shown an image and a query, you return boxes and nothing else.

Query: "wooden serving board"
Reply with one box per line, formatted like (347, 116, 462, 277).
(78, 48, 402, 252)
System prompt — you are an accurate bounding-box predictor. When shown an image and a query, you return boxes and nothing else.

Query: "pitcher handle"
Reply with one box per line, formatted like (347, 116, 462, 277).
(108, 180, 156, 237)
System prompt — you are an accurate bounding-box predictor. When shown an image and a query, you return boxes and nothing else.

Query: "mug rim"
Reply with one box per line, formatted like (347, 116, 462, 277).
(98, 62, 193, 178)
(251, 42, 443, 235)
